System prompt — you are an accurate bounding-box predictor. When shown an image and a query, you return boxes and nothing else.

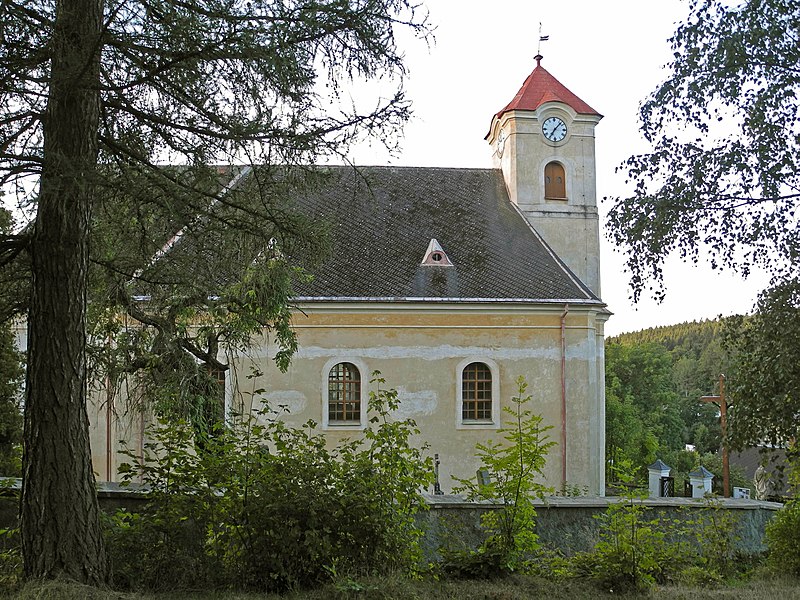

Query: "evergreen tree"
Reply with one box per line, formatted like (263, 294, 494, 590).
(605, 342, 684, 479)
(606, 319, 734, 473)
(0, 0, 429, 583)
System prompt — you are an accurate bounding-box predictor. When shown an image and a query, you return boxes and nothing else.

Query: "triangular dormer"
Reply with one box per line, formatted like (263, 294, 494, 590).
(420, 238, 453, 267)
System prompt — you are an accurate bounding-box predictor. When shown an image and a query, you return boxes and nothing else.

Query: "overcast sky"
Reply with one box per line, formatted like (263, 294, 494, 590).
(3, 1, 767, 338)
(344, 0, 769, 337)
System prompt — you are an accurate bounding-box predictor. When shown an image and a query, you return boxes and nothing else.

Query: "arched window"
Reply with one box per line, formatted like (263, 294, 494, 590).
(328, 362, 361, 423)
(544, 161, 566, 200)
(462, 362, 493, 421)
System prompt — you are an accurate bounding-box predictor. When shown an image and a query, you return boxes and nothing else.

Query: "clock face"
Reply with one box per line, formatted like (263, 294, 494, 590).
(542, 117, 567, 142)
(497, 129, 506, 156)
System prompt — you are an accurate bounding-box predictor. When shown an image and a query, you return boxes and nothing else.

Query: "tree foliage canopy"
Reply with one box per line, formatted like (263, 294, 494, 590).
(2, 0, 430, 421)
(0, 0, 429, 583)
(605, 0, 800, 460)
(2, 0, 424, 183)
(606, 319, 738, 479)
(607, 0, 799, 301)
(605, 342, 685, 477)
(724, 280, 800, 449)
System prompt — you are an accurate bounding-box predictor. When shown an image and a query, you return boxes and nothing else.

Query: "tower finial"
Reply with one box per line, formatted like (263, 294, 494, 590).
(536, 22, 549, 64)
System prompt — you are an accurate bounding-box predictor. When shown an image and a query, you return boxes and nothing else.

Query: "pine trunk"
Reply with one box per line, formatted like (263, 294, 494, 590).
(21, 0, 109, 583)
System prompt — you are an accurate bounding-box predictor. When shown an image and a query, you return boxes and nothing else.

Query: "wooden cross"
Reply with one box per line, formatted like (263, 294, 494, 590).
(700, 374, 731, 497)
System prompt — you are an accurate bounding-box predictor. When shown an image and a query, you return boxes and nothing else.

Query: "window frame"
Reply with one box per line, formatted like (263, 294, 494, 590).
(544, 160, 567, 200)
(322, 358, 368, 429)
(455, 357, 500, 430)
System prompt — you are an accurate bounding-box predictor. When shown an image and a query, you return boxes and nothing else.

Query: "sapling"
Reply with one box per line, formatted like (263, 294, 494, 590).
(453, 376, 554, 570)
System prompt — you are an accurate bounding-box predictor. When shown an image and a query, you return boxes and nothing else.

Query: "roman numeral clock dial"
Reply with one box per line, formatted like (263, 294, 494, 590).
(542, 116, 567, 142)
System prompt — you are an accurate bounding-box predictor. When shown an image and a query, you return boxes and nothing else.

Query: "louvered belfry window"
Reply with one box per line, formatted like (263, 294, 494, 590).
(462, 362, 492, 421)
(328, 362, 361, 422)
(544, 161, 566, 199)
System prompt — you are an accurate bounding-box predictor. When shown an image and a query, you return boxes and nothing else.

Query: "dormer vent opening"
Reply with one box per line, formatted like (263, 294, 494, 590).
(421, 238, 453, 267)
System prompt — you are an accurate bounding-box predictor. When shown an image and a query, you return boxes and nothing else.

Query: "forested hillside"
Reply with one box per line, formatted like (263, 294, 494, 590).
(612, 319, 725, 353)
(605, 318, 735, 483)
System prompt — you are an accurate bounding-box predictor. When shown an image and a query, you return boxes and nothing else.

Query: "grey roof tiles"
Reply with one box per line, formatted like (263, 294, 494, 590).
(290, 166, 600, 304)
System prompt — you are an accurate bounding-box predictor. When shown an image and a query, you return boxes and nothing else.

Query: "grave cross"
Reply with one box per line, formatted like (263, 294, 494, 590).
(700, 374, 731, 497)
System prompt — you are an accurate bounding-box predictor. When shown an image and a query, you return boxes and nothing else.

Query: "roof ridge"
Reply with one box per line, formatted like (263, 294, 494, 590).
(318, 165, 498, 173)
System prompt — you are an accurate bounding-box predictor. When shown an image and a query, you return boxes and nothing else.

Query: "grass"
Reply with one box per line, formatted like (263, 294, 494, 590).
(6, 575, 800, 600)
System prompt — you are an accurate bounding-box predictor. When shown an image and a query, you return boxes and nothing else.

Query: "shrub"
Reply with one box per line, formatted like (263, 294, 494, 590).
(766, 499, 800, 576)
(676, 564, 723, 587)
(106, 419, 222, 590)
(687, 496, 740, 579)
(580, 460, 692, 592)
(451, 376, 554, 574)
(438, 544, 511, 580)
(0, 323, 23, 477)
(106, 372, 432, 592)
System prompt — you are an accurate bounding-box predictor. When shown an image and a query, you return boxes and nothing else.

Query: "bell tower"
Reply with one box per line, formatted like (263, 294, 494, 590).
(486, 56, 603, 296)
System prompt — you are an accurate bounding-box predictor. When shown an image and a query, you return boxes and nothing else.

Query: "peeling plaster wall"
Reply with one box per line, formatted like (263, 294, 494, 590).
(85, 303, 608, 495)
(230, 303, 608, 495)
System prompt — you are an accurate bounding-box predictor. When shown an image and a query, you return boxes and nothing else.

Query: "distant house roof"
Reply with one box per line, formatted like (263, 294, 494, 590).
(490, 59, 601, 127)
(290, 166, 601, 305)
(730, 447, 791, 496)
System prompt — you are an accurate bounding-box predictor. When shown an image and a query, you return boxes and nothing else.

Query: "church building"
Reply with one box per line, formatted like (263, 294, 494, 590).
(89, 57, 610, 495)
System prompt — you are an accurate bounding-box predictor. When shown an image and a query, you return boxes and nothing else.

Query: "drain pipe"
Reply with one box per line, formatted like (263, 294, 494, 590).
(105, 378, 114, 482)
(560, 304, 569, 488)
(105, 333, 115, 482)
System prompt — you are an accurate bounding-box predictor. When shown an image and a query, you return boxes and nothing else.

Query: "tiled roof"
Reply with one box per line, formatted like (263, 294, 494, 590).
(492, 61, 601, 123)
(290, 166, 600, 304)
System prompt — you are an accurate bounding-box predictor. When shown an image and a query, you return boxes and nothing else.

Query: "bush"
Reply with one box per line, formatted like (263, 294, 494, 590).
(438, 544, 510, 580)
(451, 377, 554, 574)
(578, 468, 743, 592)
(687, 497, 740, 579)
(106, 372, 432, 592)
(766, 499, 800, 576)
(0, 323, 23, 477)
(581, 460, 693, 592)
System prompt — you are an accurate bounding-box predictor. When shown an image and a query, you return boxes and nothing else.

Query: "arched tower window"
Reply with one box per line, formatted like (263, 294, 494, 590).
(544, 161, 566, 200)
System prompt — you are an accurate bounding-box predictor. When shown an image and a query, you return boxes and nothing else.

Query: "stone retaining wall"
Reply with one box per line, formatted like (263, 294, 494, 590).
(0, 481, 782, 558)
(419, 494, 782, 558)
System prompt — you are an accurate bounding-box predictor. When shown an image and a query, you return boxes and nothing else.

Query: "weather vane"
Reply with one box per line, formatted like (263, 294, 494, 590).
(536, 22, 549, 61)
